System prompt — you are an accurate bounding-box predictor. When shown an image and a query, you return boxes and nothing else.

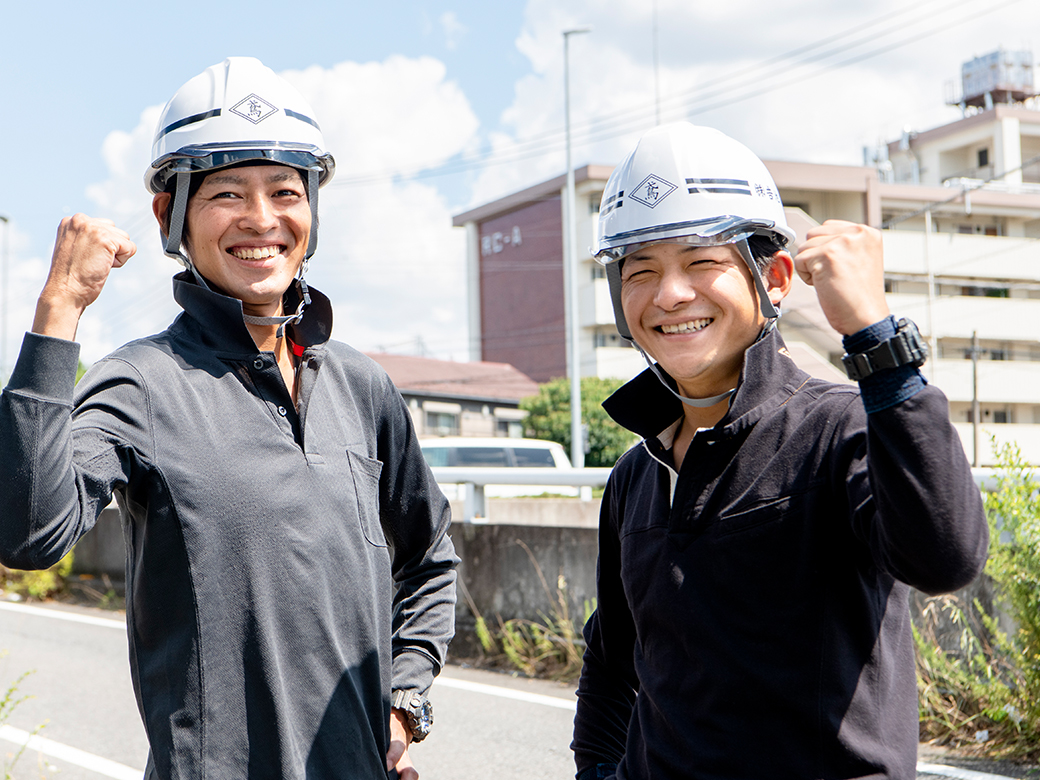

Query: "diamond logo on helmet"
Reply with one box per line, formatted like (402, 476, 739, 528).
(630, 175, 677, 208)
(230, 94, 278, 124)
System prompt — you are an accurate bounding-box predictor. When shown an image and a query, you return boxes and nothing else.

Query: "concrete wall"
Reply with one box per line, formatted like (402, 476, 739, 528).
(72, 501, 999, 648)
(71, 507, 125, 578)
(449, 520, 598, 629)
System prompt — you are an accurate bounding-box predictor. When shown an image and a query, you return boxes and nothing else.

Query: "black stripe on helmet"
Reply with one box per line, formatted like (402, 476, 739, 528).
(685, 177, 751, 196)
(685, 178, 749, 186)
(158, 109, 222, 140)
(688, 187, 753, 195)
(284, 108, 321, 130)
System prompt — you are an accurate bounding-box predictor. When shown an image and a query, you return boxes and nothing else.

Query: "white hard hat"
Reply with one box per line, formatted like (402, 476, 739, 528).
(596, 123, 792, 408)
(146, 57, 335, 264)
(597, 122, 792, 343)
(595, 122, 793, 263)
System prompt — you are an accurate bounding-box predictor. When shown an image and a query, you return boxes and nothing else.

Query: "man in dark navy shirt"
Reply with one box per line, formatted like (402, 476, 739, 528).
(571, 122, 988, 780)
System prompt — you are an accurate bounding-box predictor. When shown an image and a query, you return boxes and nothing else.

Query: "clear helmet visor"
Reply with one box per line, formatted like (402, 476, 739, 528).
(594, 216, 778, 264)
(147, 143, 335, 194)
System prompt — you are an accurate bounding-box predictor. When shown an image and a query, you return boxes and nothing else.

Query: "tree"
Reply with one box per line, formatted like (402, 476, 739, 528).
(520, 377, 637, 468)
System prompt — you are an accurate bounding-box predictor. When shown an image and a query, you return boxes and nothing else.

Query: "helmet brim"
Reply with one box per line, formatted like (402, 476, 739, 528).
(146, 144, 334, 194)
(595, 216, 790, 263)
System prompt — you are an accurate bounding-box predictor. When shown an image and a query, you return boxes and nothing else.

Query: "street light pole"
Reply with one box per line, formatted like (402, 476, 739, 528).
(0, 214, 9, 383)
(563, 26, 591, 472)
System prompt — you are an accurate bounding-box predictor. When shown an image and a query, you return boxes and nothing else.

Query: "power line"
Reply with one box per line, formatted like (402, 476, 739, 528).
(328, 0, 1022, 189)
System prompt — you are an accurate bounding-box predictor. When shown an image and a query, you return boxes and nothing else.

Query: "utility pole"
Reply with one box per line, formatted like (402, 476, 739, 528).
(971, 330, 981, 467)
(0, 214, 9, 384)
(563, 26, 590, 472)
(652, 0, 661, 125)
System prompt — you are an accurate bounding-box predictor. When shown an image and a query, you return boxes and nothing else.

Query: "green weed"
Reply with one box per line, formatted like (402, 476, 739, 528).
(469, 540, 595, 683)
(0, 552, 74, 602)
(914, 438, 1040, 761)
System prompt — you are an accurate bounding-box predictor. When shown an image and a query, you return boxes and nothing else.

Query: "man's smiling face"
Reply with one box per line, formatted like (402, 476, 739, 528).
(181, 164, 311, 317)
(620, 242, 768, 399)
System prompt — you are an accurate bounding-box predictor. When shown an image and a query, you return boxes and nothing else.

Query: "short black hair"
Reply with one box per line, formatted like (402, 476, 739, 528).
(161, 162, 310, 238)
(747, 232, 789, 270)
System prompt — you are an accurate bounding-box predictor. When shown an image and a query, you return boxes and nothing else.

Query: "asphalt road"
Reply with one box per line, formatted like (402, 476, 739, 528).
(0, 600, 1025, 780)
(0, 600, 577, 780)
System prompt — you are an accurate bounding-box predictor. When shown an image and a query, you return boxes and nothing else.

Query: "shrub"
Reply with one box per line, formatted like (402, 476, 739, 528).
(0, 552, 74, 602)
(914, 439, 1040, 760)
(520, 376, 637, 468)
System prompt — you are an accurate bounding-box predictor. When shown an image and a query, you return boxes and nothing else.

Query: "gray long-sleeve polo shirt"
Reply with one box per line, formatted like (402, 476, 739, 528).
(0, 274, 458, 779)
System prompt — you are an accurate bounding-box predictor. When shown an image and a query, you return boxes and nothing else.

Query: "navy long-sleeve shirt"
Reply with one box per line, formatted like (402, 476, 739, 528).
(573, 326, 988, 780)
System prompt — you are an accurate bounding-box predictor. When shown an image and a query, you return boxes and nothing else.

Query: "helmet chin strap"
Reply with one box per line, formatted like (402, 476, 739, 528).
(636, 343, 736, 408)
(241, 258, 311, 340)
(628, 237, 780, 409)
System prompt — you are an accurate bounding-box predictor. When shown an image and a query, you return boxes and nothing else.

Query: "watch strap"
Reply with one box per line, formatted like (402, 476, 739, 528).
(842, 317, 928, 381)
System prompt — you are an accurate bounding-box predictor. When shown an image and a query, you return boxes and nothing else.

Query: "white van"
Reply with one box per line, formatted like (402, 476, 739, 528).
(418, 437, 576, 497)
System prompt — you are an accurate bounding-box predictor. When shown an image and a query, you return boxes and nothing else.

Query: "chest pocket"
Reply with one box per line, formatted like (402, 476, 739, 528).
(707, 489, 819, 582)
(713, 492, 804, 541)
(347, 449, 386, 548)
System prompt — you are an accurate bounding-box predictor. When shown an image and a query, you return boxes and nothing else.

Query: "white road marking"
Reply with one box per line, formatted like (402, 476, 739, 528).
(434, 675, 577, 711)
(0, 726, 142, 779)
(0, 600, 125, 629)
(917, 763, 1017, 780)
(11, 601, 1009, 779)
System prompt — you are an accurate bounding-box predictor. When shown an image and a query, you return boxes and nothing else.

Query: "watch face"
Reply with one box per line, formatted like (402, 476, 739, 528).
(417, 700, 434, 729)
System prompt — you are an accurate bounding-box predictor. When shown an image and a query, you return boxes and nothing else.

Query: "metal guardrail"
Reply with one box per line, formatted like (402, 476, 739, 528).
(432, 466, 1021, 522)
(430, 467, 612, 521)
(970, 467, 1040, 492)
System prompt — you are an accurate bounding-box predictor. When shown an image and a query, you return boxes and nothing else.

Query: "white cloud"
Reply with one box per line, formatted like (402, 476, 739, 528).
(440, 11, 468, 51)
(75, 56, 479, 365)
(467, 0, 1040, 207)
(0, 223, 50, 381)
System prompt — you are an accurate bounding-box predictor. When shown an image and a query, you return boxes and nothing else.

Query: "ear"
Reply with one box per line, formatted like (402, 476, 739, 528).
(764, 251, 794, 304)
(152, 192, 171, 237)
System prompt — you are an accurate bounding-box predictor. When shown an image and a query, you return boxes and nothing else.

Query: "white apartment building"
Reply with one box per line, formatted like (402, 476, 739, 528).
(454, 49, 1040, 465)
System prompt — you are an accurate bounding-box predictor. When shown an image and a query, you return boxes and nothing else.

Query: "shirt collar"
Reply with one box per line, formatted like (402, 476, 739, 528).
(603, 328, 809, 441)
(171, 271, 334, 354)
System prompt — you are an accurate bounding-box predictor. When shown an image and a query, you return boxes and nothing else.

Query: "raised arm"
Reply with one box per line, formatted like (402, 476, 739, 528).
(0, 215, 136, 569)
(799, 221, 987, 592)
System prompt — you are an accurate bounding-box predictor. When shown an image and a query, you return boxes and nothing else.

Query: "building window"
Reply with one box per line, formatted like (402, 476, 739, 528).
(497, 419, 524, 438)
(993, 410, 1009, 424)
(960, 285, 1009, 298)
(425, 411, 459, 436)
(594, 331, 623, 349)
(977, 148, 989, 168)
(591, 264, 606, 280)
(589, 192, 603, 214)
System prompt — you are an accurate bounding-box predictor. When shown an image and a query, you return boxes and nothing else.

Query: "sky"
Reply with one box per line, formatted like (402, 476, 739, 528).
(0, 0, 1037, 373)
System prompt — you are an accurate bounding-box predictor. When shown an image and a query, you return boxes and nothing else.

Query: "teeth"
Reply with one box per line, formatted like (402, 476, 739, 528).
(660, 318, 711, 334)
(232, 246, 280, 260)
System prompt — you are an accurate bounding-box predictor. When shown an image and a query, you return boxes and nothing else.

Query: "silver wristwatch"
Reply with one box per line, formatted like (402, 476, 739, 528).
(392, 689, 434, 743)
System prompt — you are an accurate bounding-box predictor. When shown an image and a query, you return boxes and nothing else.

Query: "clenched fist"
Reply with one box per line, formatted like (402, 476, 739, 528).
(33, 214, 137, 341)
(795, 220, 890, 335)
